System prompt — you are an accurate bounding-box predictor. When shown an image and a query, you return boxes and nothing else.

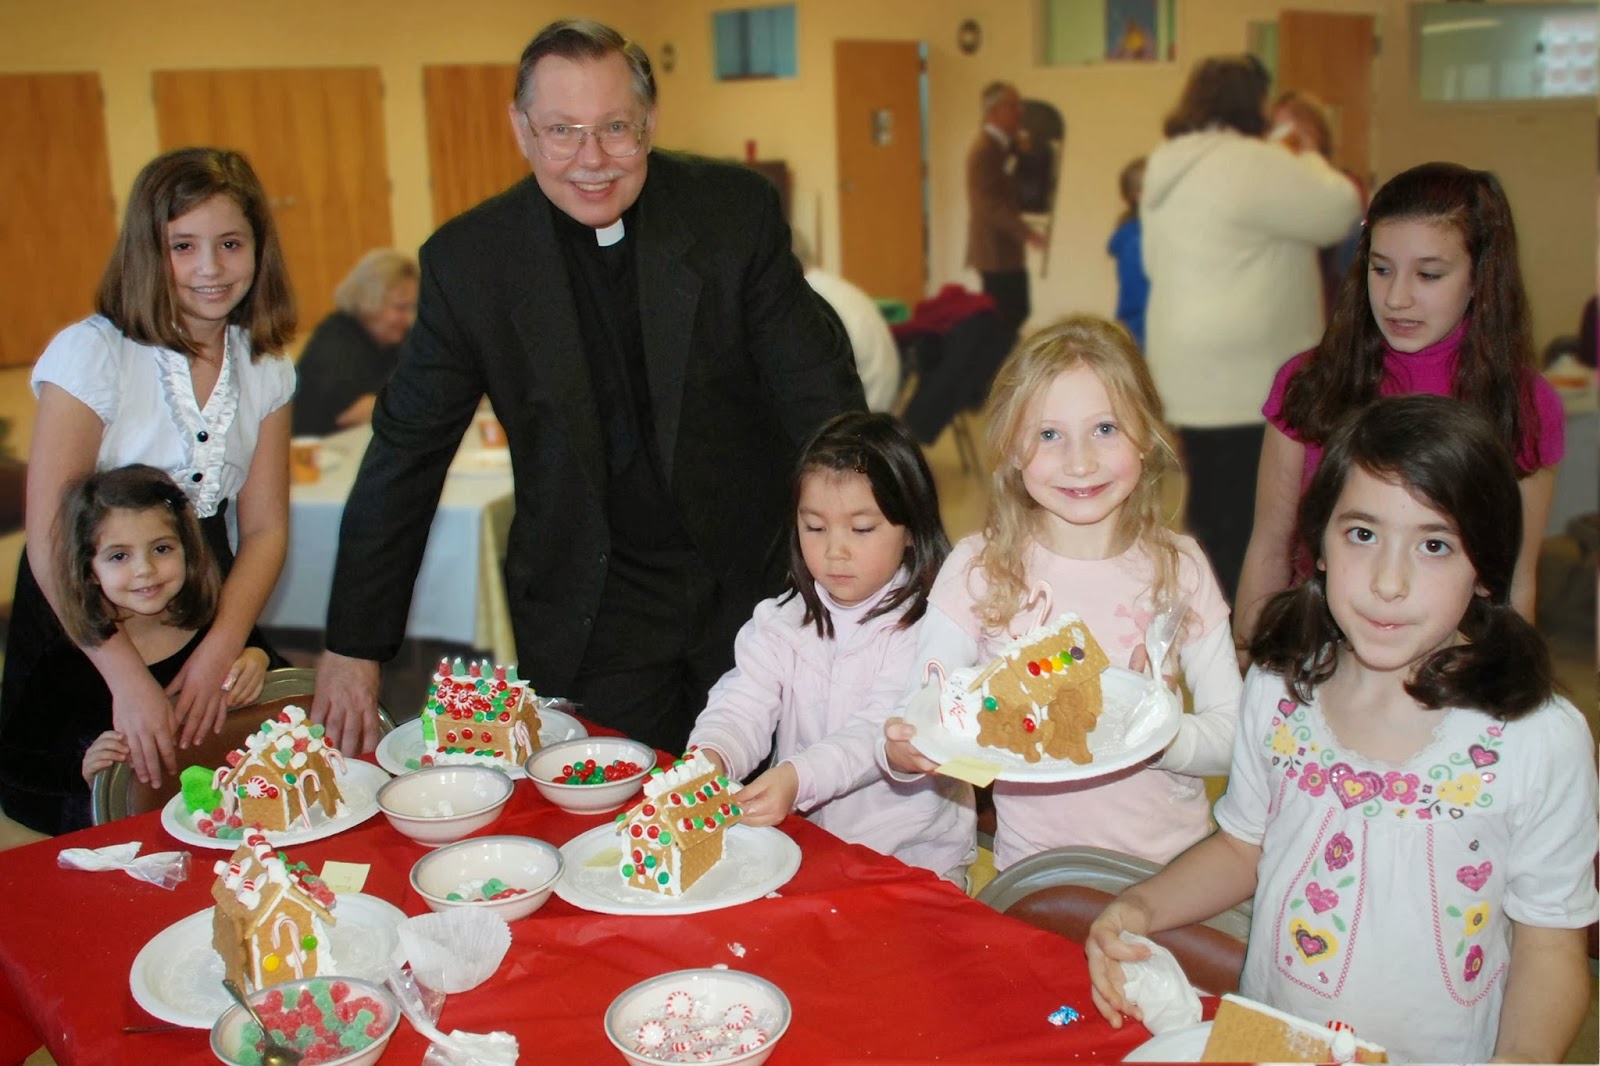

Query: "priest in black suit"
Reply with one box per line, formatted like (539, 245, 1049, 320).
(310, 19, 862, 755)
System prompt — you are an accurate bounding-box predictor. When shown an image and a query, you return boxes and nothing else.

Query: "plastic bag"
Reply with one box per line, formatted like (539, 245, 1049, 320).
(1117, 598, 1188, 749)
(57, 841, 190, 890)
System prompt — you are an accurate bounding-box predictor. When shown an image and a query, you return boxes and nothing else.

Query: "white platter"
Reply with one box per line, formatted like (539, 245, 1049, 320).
(554, 823, 801, 916)
(374, 707, 588, 778)
(905, 666, 1181, 783)
(1123, 1020, 1212, 1062)
(160, 760, 390, 850)
(128, 892, 407, 1029)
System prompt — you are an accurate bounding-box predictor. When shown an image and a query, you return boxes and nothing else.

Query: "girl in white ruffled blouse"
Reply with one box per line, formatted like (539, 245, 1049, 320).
(0, 148, 296, 832)
(1086, 396, 1597, 1063)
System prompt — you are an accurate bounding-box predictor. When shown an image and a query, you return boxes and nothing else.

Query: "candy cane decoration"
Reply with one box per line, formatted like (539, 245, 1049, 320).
(513, 719, 532, 755)
(925, 659, 969, 731)
(1019, 581, 1054, 635)
(295, 770, 323, 827)
(270, 912, 307, 979)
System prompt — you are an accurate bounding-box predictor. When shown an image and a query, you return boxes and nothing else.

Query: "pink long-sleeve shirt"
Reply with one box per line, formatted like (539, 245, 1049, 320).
(688, 576, 974, 880)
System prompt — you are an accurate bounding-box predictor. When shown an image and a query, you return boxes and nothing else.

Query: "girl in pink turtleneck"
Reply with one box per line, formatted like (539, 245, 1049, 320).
(1236, 162, 1564, 651)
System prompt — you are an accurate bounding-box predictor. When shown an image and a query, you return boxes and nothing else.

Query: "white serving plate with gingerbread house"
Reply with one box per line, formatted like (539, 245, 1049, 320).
(376, 704, 587, 778)
(554, 823, 800, 916)
(160, 760, 390, 851)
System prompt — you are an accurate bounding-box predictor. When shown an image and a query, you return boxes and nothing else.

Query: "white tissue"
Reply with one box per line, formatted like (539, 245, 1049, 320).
(1118, 931, 1201, 1034)
(56, 841, 190, 890)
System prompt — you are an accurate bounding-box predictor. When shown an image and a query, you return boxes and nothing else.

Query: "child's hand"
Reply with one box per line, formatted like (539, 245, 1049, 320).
(884, 718, 939, 775)
(1085, 898, 1156, 1028)
(81, 730, 130, 787)
(224, 648, 270, 708)
(1127, 644, 1179, 692)
(735, 763, 798, 827)
(698, 748, 728, 778)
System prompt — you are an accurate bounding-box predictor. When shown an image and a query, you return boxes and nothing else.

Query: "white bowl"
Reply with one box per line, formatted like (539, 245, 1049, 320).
(376, 765, 514, 847)
(211, 975, 398, 1066)
(604, 968, 791, 1066)
(409, 834, 563, 921)
(524, 737, 656, 815)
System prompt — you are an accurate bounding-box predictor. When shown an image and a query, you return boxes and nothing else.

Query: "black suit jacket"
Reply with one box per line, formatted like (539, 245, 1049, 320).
(325, 151, 863, 692)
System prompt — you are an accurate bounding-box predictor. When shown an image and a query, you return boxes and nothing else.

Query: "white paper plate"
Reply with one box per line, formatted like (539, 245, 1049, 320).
(554, 823, 800, 916)
(905, 666, 1181, 782)
(1123, 1020, 1211, 1062)
(448, 449, 511, 476)
(374, 707, 587, 778)
(128, 892, 407, 1029)
(161, 760, 390, 850)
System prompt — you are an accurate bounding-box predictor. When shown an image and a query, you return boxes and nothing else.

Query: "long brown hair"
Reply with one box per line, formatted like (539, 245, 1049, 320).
(55, 465, 221, 646)
(1278, 162, 1540, 467)
(975, 315, 1183, 633)
(1162, 54, 1270, 139)
(96, 147, 295, 360)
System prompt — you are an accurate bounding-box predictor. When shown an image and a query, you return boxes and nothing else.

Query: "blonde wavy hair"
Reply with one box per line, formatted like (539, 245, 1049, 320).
(975, 315, 1184, 633)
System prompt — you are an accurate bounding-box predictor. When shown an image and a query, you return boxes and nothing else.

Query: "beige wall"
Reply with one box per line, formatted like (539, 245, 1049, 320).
(1, 0, 1592, 463)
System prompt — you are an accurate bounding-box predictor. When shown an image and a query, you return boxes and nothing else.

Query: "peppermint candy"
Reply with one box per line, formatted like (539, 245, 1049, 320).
(665, 990, 694, 1018)
(636, 1020, 667, 1049)
(722, 1003, 753, 1030)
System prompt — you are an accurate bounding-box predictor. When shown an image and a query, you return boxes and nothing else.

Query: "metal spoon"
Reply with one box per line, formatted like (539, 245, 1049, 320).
(221, 978, 305, 1066)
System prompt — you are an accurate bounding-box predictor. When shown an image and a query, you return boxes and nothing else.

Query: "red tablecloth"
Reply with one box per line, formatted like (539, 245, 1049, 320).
(0, 754, 1157, 1064)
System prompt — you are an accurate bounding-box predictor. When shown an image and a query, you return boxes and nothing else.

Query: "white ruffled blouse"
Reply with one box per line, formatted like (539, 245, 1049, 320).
(32, 315, 295, 518)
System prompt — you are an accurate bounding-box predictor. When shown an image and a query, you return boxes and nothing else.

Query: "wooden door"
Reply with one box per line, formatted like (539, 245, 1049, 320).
(154, 68, 392, 334)
(834, 40, 925, 305)
(423, 65, 530, 227)
(1277, 11, 1376, 188)
(0, 73, 117, 368)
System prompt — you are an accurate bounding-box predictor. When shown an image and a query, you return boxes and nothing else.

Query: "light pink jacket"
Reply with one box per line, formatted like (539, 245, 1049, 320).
(688, 578, 974, 880)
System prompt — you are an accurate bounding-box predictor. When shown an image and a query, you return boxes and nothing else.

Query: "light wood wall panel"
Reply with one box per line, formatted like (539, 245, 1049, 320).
(423, 64, 529, 228)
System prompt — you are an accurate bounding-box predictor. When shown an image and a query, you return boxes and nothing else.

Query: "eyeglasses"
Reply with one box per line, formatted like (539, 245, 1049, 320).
(524, 117, 647, 162)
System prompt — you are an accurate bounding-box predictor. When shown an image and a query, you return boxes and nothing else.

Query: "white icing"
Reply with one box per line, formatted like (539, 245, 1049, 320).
(1217, 995, 1383, 1056)
(935, 612, 1092, 741)
(1332, 1030, 1356, 1063)
(642, 751, 721, 801)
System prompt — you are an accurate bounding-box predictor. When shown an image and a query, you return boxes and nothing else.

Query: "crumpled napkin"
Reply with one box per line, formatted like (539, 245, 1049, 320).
(57, 842, 189, 890)
(1118, 931, 1202, 1034)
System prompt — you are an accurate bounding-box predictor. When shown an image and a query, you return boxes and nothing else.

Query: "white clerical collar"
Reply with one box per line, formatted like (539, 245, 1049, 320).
(595, 218, 626, 247)
(984, 123, 1011, 149)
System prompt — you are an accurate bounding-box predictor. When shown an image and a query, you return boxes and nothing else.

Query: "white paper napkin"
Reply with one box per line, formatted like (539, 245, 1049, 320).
(1118, 931, 1202, 1034)
(57, 841, 190, 890)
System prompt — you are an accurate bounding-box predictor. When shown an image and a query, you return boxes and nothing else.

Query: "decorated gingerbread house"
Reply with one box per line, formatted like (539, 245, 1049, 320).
(211, 833, 338, 991)
(1202, 994, 1387, 1063)
(213, 705, 346, 831)
(420, 659, 542, 769)
(616, 749, 742, 896)
(940, 612, 1110, 764)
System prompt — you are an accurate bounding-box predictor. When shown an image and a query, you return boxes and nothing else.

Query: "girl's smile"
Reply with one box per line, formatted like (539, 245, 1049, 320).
(167, 193, 256, 342)
(91, 507, 187, 622)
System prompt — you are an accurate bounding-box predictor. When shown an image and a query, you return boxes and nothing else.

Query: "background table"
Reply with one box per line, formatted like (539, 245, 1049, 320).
(259, 423, 517, 661)
(0, 752, 1161, 1064)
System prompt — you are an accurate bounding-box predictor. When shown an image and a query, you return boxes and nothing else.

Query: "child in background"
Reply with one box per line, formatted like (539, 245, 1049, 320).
(1236, 162, 1564, 649)
(687, 412, 970, 879)
(1106, 158, 1149, 351)
(1088, 396, 1597, 1063)
(884, 316, 1242, 871)
(16, 465, 270, 832)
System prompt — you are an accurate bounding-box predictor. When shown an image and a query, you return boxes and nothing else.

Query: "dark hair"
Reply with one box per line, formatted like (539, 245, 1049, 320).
(1251, 395, 1551, 719)
(54, 464, 220, 646)
(1116, 156, 1146, 227)
(785, 413, 950, 639)
(1279, 162, 1540, 466)
(96, 148, 295, 360)
(1162, 54, 1270, 138)
(513, 19, 655, 110)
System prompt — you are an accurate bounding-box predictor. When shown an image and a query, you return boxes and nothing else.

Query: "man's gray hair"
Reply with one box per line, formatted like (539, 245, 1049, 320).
(981, 80, 1016, 114)
(513, 19, 656, 111)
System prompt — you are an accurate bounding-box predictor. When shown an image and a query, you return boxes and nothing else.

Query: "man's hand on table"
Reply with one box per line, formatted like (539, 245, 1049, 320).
(310, 651, 385, 755)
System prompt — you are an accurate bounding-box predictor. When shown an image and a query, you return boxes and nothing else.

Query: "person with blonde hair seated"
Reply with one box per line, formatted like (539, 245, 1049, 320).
(291, 249, 419, 436)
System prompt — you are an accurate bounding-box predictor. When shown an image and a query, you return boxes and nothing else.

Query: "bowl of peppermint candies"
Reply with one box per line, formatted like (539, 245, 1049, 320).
(408, 834, 564, 922)
(523, 737, 655, 815)
(210, 975, 399, 1066)
(604, 967, 790, 1066)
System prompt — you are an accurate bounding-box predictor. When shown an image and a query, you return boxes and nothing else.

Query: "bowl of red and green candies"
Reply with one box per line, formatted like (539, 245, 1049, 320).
(409, 834, 564, 922)
(210, 976, 398, 1066)
(524, 737, 656, 814)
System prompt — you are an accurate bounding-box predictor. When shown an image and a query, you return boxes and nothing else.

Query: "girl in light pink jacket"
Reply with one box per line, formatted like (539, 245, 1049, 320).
(688, 413, 972, 880)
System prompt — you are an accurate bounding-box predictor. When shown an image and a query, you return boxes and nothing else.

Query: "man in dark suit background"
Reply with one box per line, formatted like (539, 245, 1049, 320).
(965, 81, 1045, 348)
(310, 19, 862, 755)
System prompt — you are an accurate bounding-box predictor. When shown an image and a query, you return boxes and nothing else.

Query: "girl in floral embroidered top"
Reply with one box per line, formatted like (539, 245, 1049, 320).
(1087, 395, 1597, 1063)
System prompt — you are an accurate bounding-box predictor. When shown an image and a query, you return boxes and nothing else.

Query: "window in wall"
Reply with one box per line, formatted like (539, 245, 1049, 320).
(1040, 0, 1177, 66)
(1416, 2, 1597, 101)
(714, 4, 798, 81)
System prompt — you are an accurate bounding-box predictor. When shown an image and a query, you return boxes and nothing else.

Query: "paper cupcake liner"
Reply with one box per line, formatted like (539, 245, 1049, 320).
(398, 909, 511, 993)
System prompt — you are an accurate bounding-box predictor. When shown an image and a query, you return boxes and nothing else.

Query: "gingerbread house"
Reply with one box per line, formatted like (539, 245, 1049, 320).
(616, 749, 742, 896)
(211, 834, 338, 991)
(213, 705, 346, 832)
(956, 612, 1110, 764)
(420, 659, 542, 770)
(1202, 994, 1387, 1063)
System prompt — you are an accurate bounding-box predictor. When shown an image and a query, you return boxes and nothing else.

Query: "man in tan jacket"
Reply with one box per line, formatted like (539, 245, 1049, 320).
(965, 81, 1045, 346)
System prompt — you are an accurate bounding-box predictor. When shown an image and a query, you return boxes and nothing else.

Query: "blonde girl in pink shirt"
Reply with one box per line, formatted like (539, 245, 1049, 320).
(885, 315, 1243, 871)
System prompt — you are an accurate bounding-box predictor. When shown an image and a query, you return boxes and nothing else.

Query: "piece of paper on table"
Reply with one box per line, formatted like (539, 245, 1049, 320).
(1118, 931, 1201, 1034)
(57, 841, 190, 890)
(320, 860, 370, 894)
(935, 755, 1002, 787)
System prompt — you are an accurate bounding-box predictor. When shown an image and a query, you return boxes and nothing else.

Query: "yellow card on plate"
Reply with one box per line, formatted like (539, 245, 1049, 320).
(936, 756, 1002, 787)
(319, 861, 370, 894)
